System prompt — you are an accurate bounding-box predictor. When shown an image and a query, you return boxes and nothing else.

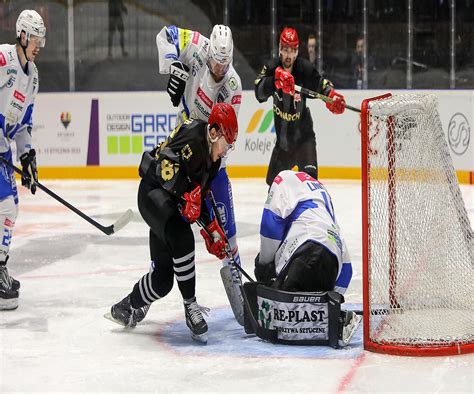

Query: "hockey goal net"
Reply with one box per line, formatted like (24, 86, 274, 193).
(361, 93, 473, 356)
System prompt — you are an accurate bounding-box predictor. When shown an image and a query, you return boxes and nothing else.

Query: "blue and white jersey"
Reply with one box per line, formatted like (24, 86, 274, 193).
(156, 26, 242, 169)
(259, 170, 352, 294)
(156, 26, 242, 123)
(0, 44, 37, 159)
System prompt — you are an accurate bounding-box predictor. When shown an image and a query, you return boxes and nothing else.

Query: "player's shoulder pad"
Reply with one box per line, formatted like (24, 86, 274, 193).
(255, 60, 276, 86)
(165, 25, 198, 52)
(179, 118, 207, 140)
(226, 67, 242, 92)
(164, 25, 180, 47)
(271, 170, 293, 186)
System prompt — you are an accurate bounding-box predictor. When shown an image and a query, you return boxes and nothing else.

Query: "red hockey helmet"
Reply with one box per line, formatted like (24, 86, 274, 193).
(208, 102, 238, 145)
(280, 27, 299, 49)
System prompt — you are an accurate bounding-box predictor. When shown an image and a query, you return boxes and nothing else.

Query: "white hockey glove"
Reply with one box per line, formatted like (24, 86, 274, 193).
(168, 62, 189, 107)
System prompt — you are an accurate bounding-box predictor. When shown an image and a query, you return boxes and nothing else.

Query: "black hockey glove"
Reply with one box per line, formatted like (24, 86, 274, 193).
(19, 149, 38, 194)
(167, 62, 189, 107)
(254, 253, 276, 284)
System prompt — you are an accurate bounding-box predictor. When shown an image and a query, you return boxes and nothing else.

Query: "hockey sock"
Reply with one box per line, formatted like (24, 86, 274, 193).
(173, 250, 196, 300)
(130, 262, 174, 308)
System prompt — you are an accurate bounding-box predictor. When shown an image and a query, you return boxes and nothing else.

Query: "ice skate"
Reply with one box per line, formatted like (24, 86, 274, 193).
(339, 310, 362, 347)
(11, 276, 20, 291)
(184, 297, 210, 344)
(133, 304, 150, 324)
(0, 265, 19, 310)
(104, 295, 139, 328)
(2, 257, 20, 291)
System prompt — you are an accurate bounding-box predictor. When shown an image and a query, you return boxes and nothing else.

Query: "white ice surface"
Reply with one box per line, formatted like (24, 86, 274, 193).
(1, 179, 473, 393)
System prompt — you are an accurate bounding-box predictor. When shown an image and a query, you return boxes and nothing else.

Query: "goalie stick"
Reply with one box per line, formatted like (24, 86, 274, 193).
(0, 158, 133, 235)
(294, 84, 361, 113)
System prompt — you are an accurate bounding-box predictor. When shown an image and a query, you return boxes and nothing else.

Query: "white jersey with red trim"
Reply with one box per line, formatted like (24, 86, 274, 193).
(156, 25, 242, 124)
(0, 44, 37, 157)
(259, 170, 352, 294)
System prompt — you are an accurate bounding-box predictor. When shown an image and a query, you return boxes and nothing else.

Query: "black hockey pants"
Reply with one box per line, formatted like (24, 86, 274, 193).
(130, 180, 196, 308)
(266, 138, 318, 185)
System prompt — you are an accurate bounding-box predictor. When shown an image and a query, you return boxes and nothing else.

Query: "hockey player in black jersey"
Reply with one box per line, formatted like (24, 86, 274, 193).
(106, 103, 238, 344)
(255, 27, 347, 185)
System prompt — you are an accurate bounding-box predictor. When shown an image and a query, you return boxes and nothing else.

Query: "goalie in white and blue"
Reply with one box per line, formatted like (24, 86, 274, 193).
(255, 166, 352, 294)
(253, 166, 359, 346)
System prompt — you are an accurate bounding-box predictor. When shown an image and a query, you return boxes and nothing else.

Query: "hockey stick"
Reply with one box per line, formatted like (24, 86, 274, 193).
(195, 212, 254, 283)
(196, 192, 256, 327)
(206, 191, 254, 282)
(0, 158, 133, 235)
(294, 84, 361, 113)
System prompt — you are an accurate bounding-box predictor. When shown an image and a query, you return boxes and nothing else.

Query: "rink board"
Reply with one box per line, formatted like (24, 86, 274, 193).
(29, 89, 474, 184)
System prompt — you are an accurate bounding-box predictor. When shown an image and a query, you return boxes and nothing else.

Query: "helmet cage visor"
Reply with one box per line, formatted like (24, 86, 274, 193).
(28, 33, 46, 48)
(215, 129, 235, 158)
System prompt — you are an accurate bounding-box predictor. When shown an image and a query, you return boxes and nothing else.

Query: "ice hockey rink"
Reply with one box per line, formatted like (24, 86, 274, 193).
(0, 178, 472, 393)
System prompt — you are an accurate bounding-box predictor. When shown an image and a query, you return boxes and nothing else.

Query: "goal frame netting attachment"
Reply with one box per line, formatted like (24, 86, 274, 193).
(361, 93, 473, 356)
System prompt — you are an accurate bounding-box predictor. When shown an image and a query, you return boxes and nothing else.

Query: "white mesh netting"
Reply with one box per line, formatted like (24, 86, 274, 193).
(365, 94, 473, 349)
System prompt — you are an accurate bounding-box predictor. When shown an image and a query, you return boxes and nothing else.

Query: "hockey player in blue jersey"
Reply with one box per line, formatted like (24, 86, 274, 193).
(0, 10, 45, 310)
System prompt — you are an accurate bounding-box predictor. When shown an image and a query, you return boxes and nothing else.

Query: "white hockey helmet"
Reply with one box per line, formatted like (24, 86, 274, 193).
(210, 25, 233, 66)
(16, 10, 46, 47)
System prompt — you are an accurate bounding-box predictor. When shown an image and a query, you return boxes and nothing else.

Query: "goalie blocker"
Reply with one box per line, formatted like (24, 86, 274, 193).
(242, 282, 360, 348)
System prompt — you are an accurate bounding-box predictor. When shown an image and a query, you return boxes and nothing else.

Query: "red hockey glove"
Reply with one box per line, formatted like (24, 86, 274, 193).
(326, 89, 346, 114)
(181, 185, 201, 223)
(200, 218, 227, 260)
(274, 66, 295, 95)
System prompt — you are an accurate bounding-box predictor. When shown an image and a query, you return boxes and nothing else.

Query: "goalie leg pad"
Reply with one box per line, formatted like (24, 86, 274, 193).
(220, 265, 244, 326)
(243, 283, 344, 347)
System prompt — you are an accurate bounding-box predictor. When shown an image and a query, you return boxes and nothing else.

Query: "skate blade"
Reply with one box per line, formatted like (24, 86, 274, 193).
(0, 298, 19, 310)
(104, 312, 131, 327)
(191, 332, 208, 344)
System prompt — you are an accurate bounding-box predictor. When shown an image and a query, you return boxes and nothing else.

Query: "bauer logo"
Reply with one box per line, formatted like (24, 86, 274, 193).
(448, 113, 470, 156)
(105, 113, 177, 155)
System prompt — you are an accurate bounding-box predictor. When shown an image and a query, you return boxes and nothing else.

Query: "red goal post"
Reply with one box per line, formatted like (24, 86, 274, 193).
(361, 93, 474, 356)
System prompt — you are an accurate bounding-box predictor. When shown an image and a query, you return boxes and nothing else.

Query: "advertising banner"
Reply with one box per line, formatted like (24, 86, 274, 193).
(98, 92, 177, 166)
(31, 93, 92, 166)
(31, 90, 473, 175)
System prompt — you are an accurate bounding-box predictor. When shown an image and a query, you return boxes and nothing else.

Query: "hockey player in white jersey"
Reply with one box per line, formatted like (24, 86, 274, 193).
(254, 166, 360, 345)
(155, 24, 244, 323)
(0, 10, 45, 310)
(255, 166, 352, 293)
